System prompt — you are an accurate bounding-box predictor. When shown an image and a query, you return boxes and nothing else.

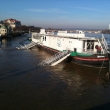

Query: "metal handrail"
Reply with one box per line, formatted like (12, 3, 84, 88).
(18, 41, 37, 49)
(101, 34, 109, 53)
(102, 34, 108, 49)
(39, 50, 70, 66)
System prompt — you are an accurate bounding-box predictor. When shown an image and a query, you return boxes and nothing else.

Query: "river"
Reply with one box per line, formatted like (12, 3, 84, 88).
(0, 34, 110, 110)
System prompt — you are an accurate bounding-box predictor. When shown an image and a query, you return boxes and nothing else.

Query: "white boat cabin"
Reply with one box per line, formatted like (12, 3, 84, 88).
(31, 29, 103, 54)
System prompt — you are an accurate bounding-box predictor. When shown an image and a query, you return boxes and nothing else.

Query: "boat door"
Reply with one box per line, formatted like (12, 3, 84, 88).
(84, 40, 94, 51)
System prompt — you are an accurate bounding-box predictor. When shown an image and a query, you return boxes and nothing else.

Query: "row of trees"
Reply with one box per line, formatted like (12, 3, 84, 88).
(101, 29, 110, 34)
(13, 25, 41, 33)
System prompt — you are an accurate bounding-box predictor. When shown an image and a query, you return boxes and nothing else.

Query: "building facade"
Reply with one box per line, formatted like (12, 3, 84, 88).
(0, 25, 7, 36)
(0, 21, 13, 36)
(4, 18, 21, 29)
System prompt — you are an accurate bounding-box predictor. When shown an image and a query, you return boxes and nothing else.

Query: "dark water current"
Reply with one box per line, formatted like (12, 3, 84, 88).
(0, 35, 110, 110)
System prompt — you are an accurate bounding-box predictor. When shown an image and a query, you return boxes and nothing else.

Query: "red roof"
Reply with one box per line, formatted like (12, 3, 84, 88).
(4, 18, 21, 23)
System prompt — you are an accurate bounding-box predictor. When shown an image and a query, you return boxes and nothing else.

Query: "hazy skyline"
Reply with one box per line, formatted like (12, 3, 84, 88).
(1, 0, 110, 29)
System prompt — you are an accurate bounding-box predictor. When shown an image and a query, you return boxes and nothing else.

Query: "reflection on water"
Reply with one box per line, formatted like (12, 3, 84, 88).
(0, 36, 110, 110)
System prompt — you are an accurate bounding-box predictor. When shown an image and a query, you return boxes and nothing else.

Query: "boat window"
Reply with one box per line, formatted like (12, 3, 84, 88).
(87, 40, 94, 49)
(33, 34, 41, 39)
(83, 41, 85, 49)
(69, 41, 72, 43)
(45, 36, 46, 41)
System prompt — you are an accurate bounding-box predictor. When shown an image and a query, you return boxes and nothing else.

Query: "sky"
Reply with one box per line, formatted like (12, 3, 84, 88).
(0, 0, 110, 29)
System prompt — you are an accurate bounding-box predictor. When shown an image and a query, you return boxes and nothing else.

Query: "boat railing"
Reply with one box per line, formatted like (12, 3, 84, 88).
(38, 50, 71, 66)
(74, 47, 96, 55)
(99, 34, 110, 54)
(17, 41, 37, 49)
(82, 50, 96, 54)
(102, 34, 108, 48)
(82, 50, 107, 55)
(73, 47, 106, 55)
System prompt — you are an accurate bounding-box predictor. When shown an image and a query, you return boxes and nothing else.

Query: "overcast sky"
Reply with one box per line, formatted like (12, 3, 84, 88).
(1, 0, 110, 29)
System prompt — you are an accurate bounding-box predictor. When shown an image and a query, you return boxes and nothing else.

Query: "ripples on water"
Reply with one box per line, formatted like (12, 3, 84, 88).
(0, 35, 110, 110)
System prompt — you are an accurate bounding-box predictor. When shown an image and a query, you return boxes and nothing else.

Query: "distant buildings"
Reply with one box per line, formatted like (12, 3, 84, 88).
(0, 21, 7, 36)
(0, 24, 12, 37)
(13, 25, 41, 33)
(4, 18, 21, 29)
(0, 18, 21, 37)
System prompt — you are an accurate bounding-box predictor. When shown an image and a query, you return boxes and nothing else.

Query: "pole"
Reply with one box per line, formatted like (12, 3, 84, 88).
(108, 60, 110, 79)
(106, 54, 110, 79)
(0, 34, 1, 44)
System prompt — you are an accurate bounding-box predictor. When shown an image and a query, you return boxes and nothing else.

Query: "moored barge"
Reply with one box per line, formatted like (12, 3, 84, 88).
(31, 29, 110, 68)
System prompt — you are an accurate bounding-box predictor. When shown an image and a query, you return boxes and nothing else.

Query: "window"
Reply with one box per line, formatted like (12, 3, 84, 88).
(43, 36, 44, 41)
(69, 41, 72, 43)
(87, 40, 94, 49)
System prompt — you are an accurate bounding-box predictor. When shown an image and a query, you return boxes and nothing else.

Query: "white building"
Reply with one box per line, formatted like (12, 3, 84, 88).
(4, 18, 21, 29)
(0, 25, 7, 36)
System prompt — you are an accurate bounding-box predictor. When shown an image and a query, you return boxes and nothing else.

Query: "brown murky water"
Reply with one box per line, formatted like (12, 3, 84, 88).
(0, 37, 110, 110)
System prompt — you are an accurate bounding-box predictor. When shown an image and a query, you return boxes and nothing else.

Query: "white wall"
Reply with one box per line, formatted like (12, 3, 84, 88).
(57, 33, 85, 38)
(10, 24, 15, 28)
(32, 32, 96, 53)
(42, 35, 84, 52)
(32, 33, 39, 43)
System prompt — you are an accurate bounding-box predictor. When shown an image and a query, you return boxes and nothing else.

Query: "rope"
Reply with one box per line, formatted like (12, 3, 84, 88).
(99, 57, 106, 74)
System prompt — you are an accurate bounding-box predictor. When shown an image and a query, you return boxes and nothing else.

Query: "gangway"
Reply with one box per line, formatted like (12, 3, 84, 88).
(38, 50, 71, 66)
(17, 41, 37, 49)
(99, 34, 110, 54)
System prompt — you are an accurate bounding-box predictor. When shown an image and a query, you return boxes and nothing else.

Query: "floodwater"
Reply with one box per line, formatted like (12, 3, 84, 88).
(0, 35, 110, 110)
